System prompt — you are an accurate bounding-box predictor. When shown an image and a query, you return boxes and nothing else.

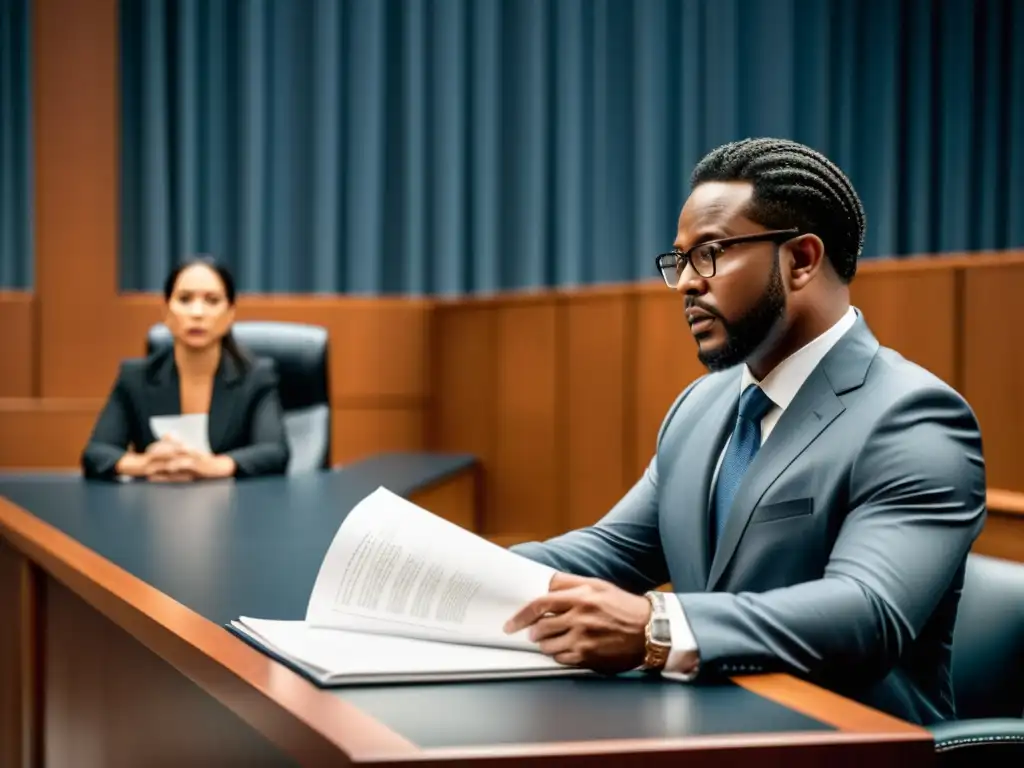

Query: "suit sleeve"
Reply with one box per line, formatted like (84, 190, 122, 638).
(224, 361, 291, 478)
(511, 378, 703, 594)
(81, 365, 135, 480)
(675, 387, 987, 682)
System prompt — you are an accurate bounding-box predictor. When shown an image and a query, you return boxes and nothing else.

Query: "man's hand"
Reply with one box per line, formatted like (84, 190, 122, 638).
(503, 573, 651, 673)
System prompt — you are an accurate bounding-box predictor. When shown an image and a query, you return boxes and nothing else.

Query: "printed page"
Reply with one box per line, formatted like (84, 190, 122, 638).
(233, 618, 584, 685)
(150, 414, 212, 454)
(305, 487, 555, 651)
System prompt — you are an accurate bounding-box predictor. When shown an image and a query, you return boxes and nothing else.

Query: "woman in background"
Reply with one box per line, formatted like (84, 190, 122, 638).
(81, 255, 290, 481)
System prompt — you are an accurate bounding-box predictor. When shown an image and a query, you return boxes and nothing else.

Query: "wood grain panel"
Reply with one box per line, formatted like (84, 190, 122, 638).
(320, 299, 430, 401)
(974, 489, 1024, 563)
(44, 575, 295, 768)
(0, 539, 34, 768)
(633, 288, 706, 479)
(408, 465, 480, 532)
(973, 511, 1024, 563)
(491, 299, 561, 538)
(34, 0, 120, 398)
(428, 304, 498, 523)
(0, 398, 103, 469)
(331, 408, 425, 466)
(962, 262, 1024, 492)
(0, 292, 35, 397)
(562, 292, 634, 530)
(849, 267, 958, 387)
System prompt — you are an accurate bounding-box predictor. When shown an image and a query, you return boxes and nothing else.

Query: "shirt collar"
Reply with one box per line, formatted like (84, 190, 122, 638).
(740, 306, 858, 410)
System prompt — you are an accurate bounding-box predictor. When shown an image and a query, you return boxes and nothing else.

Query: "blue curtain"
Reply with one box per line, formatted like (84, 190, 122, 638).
(119, 0, 1024, 296)
(0, 0, 33, 289)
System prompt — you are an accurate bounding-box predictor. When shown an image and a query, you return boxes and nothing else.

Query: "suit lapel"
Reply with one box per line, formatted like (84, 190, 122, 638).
(705, 315, 880, 590)
(207, 354, 242, 453)
(706, 369, 843, 589)
(664, 375, 740, 591)
(144, 351, 182, 434)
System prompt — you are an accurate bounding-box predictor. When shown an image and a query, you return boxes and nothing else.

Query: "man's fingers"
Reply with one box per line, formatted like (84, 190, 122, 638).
(550, 572, 590, 591)
(537, 631, 576, 659)
(553, 650, 583, 667)
(528, 613, 571, 643)
(503, 589, 583, 634)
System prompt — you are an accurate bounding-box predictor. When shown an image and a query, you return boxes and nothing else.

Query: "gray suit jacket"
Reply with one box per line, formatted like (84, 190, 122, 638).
(513, 315, 986, 725)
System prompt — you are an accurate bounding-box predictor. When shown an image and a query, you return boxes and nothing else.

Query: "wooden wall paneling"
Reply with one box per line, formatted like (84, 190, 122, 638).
(562, 290, 635, 530)
(491, 297, 561, 538)
(849, 263, 958, 388)
(428, 303, 499, 526)
(331, 408, 425, 465)
(0, 398, 104, 468)
(975, 490, 1024, 563)
(407, 467, 480, 532)
(34, 0, 120, 399)
(972, 511, 1024, 563)
(633, 286, 707, 479)
(0, 293, 36, 397)
(962, 262, 1024, 492)
(315, 298, 431, 403)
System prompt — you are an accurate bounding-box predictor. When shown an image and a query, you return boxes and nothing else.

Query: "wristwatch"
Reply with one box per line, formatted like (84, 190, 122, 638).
(642, 591, 672, 670)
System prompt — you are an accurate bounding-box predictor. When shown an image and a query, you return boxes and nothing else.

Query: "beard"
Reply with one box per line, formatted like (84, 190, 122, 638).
(695, 256, 786, 372)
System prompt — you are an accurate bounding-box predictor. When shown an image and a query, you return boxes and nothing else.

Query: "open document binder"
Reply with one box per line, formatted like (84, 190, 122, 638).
(229, 487, 589, 686)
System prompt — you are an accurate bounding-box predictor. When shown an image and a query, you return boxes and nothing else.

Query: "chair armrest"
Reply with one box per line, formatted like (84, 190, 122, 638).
(928, 719, 1024, 765)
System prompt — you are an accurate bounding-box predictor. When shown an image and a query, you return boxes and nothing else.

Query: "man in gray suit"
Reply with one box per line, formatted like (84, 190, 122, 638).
(504, 138, 986, 725)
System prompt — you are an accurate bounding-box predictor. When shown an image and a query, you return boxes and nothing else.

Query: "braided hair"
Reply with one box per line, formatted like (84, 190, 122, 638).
(690, 138, 866, 283)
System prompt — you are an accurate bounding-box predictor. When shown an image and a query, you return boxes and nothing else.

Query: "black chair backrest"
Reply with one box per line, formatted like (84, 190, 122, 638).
(950, 553, 1024, 719)
(146, 321, 331, 472)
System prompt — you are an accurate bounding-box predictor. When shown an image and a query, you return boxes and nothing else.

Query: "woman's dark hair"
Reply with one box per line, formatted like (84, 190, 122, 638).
(163, 254, 250, 371)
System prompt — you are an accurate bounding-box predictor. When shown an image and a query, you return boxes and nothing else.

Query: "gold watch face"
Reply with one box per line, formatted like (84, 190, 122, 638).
(649, 616, 672, 646)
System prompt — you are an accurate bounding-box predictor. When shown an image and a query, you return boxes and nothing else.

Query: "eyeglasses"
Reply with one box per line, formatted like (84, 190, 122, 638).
(654, 229, 800, 287)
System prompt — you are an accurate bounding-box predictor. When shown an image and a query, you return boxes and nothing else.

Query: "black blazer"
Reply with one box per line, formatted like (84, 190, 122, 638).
(81, 348, 291, 480)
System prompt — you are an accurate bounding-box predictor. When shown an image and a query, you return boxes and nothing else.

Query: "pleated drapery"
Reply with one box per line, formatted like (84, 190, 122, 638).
(118, 0, 1024, 296)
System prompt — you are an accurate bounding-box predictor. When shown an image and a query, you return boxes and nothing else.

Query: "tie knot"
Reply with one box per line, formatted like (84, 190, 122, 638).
(738, 384, 774, 422)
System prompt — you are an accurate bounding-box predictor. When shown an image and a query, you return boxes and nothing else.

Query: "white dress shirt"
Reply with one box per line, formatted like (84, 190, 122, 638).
(660, 306, 858, 680)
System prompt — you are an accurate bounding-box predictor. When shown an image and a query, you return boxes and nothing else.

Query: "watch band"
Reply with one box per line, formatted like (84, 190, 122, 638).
(642, 591, 672, 670)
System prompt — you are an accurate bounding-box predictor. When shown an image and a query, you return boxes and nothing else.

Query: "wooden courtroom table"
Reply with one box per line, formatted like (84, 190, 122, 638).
(0, 456, 933, 767)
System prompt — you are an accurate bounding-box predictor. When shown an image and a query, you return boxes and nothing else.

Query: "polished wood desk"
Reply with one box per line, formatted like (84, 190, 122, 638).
(0, 456, 932, 767)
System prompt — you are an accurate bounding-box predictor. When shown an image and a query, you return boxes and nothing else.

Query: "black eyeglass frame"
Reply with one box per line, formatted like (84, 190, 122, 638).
(654, 228, 801, 285)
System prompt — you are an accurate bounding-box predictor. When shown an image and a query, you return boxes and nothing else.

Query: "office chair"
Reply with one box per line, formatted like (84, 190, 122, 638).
(146, 321, 331, 473)
(927, 553, 1024, 765)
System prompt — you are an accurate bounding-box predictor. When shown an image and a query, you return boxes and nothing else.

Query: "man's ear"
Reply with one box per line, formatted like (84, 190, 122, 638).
(784, 234, 826, 290)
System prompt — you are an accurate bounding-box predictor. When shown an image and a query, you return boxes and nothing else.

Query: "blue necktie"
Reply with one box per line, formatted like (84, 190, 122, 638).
(711, 384, 775, 550)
